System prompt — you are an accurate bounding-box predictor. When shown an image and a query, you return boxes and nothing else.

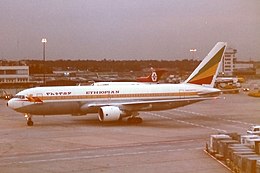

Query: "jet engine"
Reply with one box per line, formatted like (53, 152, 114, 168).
(98, 106, 122, 122)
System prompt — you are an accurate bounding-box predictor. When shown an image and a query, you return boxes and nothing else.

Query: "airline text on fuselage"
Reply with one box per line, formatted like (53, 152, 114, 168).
(86, 90, 120, 95)
(46, 92, 72, 96)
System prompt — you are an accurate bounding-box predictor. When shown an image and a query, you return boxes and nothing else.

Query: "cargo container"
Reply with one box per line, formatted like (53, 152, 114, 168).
(209, 134, 231, 154)
(226, 147, 254, 169)
(241, 134, 260, 144)
(228, 147, 254, 161)
(245, 139, 260, 149)
(256, 160, 260, 173)
(218, 139, 239, 159)
(245, 156, 260, 173)
(255, 141, 260, 154)
(236, 153, 258, 172)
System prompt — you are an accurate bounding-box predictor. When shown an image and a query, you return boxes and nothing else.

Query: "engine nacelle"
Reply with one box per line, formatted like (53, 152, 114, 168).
(98, 106, 122, 122)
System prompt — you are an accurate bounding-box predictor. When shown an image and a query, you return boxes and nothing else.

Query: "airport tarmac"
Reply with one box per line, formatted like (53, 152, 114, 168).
(0, 92, 259, 173)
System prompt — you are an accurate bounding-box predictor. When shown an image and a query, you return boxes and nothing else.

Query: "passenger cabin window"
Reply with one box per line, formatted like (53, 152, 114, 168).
(14, 95, 25, 99)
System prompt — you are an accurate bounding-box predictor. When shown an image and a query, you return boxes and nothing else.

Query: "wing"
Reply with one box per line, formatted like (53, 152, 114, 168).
(81, 96, 218, 112)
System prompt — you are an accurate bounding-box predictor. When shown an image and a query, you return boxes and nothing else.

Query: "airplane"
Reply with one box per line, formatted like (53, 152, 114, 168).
(92, 68, 167, 86)
(135, 69, 167, 82)
(92, 81, 151, 86)
(216, 77, 239, 84)
(216, 76, 245, 84)
(7, 42, 227, 126)
(91, 68, 167, 83)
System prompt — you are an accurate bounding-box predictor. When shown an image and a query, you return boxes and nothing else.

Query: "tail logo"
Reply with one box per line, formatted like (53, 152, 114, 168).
(151, 72, 158, 82)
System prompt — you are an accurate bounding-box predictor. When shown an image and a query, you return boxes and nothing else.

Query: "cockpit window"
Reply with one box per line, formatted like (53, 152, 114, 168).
(14, 95, 26, 99)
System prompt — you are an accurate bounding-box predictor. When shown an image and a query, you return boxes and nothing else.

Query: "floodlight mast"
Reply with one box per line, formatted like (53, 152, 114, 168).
(41, 38, 47, 85)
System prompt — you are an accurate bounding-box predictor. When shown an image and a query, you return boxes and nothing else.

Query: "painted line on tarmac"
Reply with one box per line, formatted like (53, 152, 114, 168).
(1, 147, 203, 165)
(1, 138, 200, 161)
(204, 150, 232, 172)
(174, 109, 254, 126)
(146, 112, 227, 133)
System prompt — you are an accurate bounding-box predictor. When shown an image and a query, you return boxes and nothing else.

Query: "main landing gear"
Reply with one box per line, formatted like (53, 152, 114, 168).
(25, 114, 34, 126)
(127, 112, 143, 124)
(127, 117, 143, 124)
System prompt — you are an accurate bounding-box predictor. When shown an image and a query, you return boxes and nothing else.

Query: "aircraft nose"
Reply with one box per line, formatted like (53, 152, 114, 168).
(7, 99, 16, 109)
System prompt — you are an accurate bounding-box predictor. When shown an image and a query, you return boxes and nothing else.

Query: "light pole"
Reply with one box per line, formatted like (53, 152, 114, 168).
(41, 38, 47, 85)
(189, 49, 197, 59)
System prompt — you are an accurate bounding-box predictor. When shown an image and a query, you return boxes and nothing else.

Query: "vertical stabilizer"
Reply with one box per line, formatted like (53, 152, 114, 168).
(184, 42, 227, 87)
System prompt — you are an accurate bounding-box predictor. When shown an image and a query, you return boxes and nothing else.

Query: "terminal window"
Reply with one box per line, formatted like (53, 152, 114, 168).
(5, 70, 16, 74)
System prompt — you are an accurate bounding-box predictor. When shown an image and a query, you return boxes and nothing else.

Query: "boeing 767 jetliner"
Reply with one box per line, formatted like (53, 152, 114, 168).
(7, 42, 227, 126)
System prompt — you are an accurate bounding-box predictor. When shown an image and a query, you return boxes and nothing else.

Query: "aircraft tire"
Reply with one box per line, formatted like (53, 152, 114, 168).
(27, 120, 34, 126)
(127, 117, 143, 124)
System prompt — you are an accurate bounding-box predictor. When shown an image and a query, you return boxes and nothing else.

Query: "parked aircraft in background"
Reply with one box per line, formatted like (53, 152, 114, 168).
(92, 69, 167, 83)
(7, 42, 227, 126)
(215, 76, 244, 91)
(135, 69, 167, 82)
(216, 77, 244, 84)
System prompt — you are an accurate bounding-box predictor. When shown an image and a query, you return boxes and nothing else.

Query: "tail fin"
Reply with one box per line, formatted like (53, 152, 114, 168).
(184, 42, 227, 87)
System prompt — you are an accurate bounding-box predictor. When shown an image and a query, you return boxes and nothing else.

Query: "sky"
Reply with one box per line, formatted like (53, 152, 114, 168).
(0, 0, 259, 61)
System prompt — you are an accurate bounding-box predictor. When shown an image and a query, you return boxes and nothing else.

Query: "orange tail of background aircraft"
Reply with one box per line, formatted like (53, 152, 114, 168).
(136, 69, 167, 82)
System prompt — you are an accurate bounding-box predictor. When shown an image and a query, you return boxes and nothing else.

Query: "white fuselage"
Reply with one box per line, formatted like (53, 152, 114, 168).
(7, 83, 220, 116)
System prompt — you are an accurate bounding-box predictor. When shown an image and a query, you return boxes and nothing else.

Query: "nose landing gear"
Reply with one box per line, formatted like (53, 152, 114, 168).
(25, 114, 34, 126)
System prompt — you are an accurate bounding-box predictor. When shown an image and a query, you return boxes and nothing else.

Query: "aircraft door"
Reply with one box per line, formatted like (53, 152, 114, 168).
(35, 93, 43, 104)
(107, 93, 111, 101)
(179, 89, 185, 98)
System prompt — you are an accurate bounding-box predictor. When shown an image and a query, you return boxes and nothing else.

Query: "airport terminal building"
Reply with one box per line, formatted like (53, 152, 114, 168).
(0, 66, 29, 83)
(0, 66, 35, 97)
(220, 47, 256, 76)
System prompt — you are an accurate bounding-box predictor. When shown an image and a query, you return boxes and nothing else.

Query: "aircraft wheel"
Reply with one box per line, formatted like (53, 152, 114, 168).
(135, 117, 143, 123)
(27, 120, 34, 126)
(127, 117, 143, 124)
(27, 117, 34, 126)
